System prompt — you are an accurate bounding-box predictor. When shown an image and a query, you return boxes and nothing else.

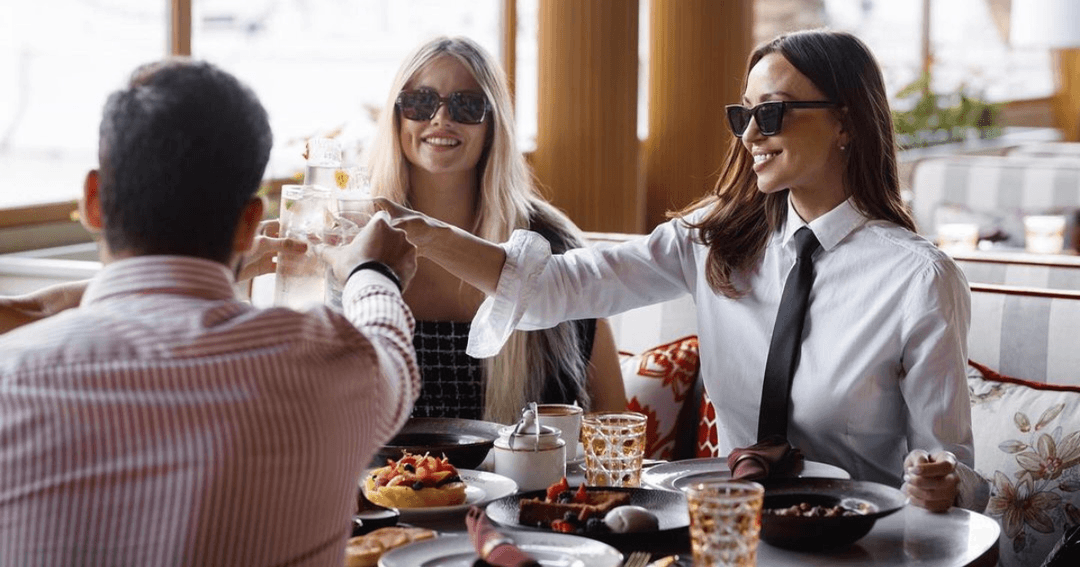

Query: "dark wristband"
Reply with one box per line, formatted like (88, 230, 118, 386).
(347, 261, 403, 292)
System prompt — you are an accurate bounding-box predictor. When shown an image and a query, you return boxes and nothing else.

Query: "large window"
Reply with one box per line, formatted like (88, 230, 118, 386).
(759, 0, 1055, 105)
(0, 0, 1060, 211)
(0, 1, 166, 209)
(192, 0, 501, 180)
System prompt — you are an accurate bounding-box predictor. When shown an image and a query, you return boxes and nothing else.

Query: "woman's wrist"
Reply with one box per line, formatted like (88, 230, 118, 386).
(347, 261, 403, 292)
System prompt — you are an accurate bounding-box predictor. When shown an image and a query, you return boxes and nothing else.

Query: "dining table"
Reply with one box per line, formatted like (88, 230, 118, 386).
(390, 455, 1002, 567)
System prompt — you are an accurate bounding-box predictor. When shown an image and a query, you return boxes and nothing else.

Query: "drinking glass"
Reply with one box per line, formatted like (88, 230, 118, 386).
(936, 222, 979, 253)
(1024, 215, 1067, 254)
(274, 184, 334, 309)
(686, 480, 764, 567)
(581, 411, 647, 487)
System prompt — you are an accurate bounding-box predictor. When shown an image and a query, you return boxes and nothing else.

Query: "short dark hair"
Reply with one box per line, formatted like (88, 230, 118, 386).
(97, 59, 272, 263)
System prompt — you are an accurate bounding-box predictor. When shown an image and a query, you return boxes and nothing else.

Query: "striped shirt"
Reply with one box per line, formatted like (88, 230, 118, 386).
(0, 256, 419, 566)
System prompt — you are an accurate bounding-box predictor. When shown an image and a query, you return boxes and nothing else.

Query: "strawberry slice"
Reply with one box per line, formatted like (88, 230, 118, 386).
(546, 477, 569, 502)
(572, 483, 588, 503)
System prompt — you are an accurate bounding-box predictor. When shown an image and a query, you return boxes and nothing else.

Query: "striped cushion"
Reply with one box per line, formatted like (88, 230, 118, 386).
(1008, 142, 1080, 160)
(953, 253, 1080, 291)
(607, 294, 698, 356)
(969, 285, 1080, 387)
(910, 156, 1080, 242)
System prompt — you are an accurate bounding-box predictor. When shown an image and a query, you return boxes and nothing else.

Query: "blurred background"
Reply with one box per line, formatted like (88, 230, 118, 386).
(0, 0, 1075, 247)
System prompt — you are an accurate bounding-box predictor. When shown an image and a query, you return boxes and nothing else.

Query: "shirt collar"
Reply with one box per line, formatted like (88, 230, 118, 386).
(82, 256, 238, 305)
(782, 195, 867, 252)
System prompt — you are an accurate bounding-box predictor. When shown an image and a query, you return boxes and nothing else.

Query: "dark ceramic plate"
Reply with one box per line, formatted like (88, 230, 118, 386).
(485, 486, 690, 548)
(373, 417, 502, 470)
(759, 477, 907, 551)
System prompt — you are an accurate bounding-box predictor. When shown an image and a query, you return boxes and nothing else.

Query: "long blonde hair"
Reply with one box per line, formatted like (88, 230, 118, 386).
(367, 36, 591, 423)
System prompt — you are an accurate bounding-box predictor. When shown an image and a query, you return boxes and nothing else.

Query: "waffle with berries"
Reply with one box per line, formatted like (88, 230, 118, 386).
(518, 477, 630, 530)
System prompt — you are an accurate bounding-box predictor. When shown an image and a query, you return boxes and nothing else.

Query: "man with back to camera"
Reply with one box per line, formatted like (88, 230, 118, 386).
(0, 58, 420, 565)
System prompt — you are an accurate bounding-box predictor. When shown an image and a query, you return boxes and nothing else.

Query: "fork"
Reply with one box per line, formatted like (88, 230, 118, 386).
(622, 550, 651, 567)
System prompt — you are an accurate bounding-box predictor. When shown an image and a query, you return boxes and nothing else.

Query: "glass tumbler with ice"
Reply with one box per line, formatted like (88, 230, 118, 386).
(274, 184, 336, 310)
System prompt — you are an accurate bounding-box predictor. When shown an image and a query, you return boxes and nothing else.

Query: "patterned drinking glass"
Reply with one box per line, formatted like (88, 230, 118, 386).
(686, 480, 764, 567)
(581, 411, 647, 487)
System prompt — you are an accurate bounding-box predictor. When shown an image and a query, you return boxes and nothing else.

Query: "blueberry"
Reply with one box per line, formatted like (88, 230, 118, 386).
(585, 517, 609, 533)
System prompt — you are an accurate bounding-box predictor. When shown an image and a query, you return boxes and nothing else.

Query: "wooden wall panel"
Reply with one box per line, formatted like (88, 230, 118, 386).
(533, 0, 642, 233)
(644, 0, 753, 228)
(1053, 49, 1080, 142)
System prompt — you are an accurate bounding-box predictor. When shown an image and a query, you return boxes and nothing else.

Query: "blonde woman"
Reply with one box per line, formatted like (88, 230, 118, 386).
(366, 36, 625, 424)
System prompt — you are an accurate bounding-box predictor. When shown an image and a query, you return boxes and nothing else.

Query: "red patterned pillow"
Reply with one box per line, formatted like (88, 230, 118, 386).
(621, 336, 699, 460)
(697, 390, 720, 458)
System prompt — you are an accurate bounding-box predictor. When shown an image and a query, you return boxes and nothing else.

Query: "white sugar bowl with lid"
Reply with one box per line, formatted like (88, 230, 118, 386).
(493, 407, 566, 492)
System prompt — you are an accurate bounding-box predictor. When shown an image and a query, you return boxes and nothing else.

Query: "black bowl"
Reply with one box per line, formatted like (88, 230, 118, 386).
(759, 477, 907, 551)
(373, 417, 502, 470)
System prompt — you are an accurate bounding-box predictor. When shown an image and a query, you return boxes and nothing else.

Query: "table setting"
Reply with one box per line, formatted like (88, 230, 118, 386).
(351, 409, 1000, 567)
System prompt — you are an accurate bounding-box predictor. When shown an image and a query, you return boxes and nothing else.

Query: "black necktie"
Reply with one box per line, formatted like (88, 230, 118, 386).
(758, 226, 820, 441)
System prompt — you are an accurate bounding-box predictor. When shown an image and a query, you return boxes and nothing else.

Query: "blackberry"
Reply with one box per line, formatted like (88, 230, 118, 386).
(585, 517, 610, 533)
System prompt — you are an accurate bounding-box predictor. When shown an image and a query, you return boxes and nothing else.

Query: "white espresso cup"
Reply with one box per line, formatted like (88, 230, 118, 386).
(537, 403, 584, 460)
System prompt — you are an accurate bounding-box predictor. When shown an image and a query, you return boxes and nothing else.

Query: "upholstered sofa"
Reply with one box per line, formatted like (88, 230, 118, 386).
(908, 154, 1080, 249)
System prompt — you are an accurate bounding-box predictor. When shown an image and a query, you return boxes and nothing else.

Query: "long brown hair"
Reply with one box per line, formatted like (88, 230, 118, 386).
(682, 30, 915, 298)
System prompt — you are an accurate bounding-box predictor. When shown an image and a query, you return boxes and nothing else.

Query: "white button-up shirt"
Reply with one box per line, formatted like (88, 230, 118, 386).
(0, 256, 418, 566)
(470, 197, 974, 491)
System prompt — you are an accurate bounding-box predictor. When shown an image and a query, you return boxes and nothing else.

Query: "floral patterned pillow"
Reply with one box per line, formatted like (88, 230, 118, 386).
(621, 336, 699, 460)
(968, 360, 1080, 567)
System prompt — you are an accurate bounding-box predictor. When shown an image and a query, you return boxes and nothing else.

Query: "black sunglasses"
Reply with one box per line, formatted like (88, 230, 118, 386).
(725, 100, 838, 137)
(396, 89, 491, 125)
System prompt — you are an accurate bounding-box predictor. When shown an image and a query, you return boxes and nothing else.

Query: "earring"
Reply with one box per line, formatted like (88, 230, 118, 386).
(840, 145, 847, 151)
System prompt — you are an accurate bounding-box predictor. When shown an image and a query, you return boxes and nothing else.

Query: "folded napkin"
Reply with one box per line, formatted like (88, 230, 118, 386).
(466, 506, 541, 567)
(726, 435, 804, 480)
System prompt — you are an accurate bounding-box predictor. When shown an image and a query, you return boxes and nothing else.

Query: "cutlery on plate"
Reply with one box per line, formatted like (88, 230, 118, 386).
(645, 555, 685, 567)
(622, 550, 651, 567)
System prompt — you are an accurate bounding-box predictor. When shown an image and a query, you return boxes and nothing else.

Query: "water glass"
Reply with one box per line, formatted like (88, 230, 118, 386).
(581, 411, 647, 487)
(686, 480, 764, 567)
(274, 185, 334, 309)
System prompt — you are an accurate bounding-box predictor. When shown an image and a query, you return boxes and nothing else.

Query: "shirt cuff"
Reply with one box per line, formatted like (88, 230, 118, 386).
(346, 267, 403, 296)
(954, 461, 990, 512)
(466, 229, 551, 358)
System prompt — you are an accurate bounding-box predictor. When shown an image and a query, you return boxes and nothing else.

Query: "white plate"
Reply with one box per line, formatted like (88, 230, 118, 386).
(378, 532, 623, 567)
(641, 457, 850, 492)
(362, 469, 518, 520)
